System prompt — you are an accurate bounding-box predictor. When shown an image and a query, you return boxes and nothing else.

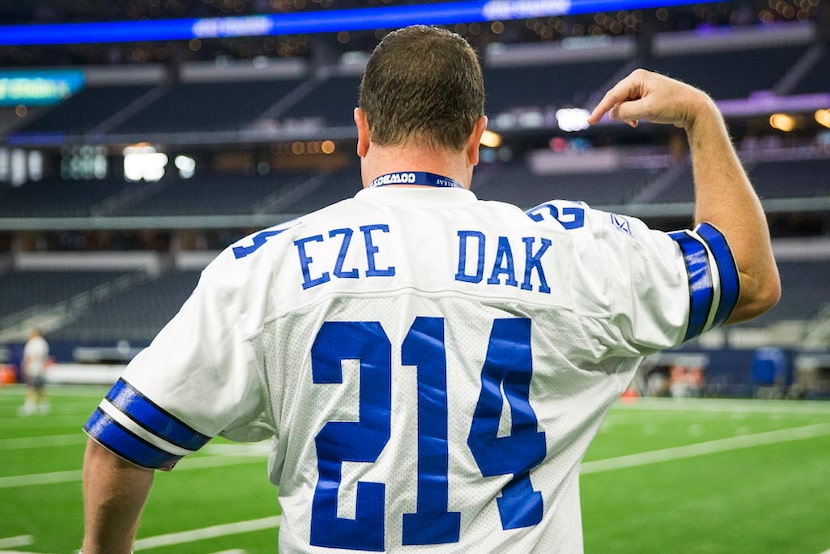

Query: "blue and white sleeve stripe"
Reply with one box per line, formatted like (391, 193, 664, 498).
(668, 229, 714, 341)
(668, 223, 740, 342)
(695, 223, 740, 328)
(83, 378, 211, 470)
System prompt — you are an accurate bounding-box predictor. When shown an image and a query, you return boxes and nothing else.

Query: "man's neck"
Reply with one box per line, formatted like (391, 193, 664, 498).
(360, 143, 474, 190)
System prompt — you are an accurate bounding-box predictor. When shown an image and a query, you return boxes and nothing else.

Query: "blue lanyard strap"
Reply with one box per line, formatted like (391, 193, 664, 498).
(369, 172, 463, 189)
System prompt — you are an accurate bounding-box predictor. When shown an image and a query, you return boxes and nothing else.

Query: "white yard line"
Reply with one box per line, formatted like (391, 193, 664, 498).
(102, 422, 830, 549)
(0, 414, 87, 427)
(0, 385, 107, 397)
(0, 469, 82, 489)
(0, 536, 49, 554)
(0, 456, 263, 489)
(172, 455, 266, 470)
(0, 536, 33, 549)
(581, 421, 830, 474)
(133, 516, 280, 550)
(4, 420, 828, 488)
(614, 397, 830, 414)
(0, 434, 87, 450)
(201, 443, 271, 457)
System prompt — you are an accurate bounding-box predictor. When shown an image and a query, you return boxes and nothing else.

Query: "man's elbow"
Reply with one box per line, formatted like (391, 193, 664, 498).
(750, 272, 782, 316)
(727, 268, 781, 324)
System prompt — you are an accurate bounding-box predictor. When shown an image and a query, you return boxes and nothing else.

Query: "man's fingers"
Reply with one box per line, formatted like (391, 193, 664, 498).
(588, 69, 704, 129)
(612, 98, 648, 126)
(587, 73, 642, 125)
(586, 106, 606, 125)
(587, 99, 613, 124)
(588, 99, 642, 126)
(607, 105, 638, 128)
(588, 85, 629, 123)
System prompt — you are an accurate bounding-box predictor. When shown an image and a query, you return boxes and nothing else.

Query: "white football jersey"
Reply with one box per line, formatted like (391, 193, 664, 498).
(85, 185, 739, 553)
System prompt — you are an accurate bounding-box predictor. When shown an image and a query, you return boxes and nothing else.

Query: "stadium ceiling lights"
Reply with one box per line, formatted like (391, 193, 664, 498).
(555, 108, 590, 132)
(480, 130, 502, 148)
(123, 143, 168, 182)
(769, 113, 796, 132)
(0, 0, 721, 46)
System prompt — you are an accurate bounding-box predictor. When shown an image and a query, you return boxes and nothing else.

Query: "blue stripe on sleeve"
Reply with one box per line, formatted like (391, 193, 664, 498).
(696, 223, 741, 327)
(669, 230, 714, 342)
(84, 408, 183, 470)
(107, 378, 210, 451)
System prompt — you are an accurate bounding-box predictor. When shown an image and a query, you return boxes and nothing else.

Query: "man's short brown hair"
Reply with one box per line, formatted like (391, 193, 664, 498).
(359, 25, 485, 151)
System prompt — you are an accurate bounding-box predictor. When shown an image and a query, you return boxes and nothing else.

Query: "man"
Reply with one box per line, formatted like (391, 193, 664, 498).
(81, 25, 779, 553)
(19, 328, 50, 416)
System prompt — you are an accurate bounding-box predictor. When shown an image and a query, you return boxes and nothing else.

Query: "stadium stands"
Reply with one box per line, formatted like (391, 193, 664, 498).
(0, 179, 133, 217)
(0, 17, 827, 361)
(0, 270, 134, 321)
(789, 45, 830, 95)
(272, 166, 361, 214)
(483, 59, 627, 114)
(749, 158, 830, 199)
(649, 157, 830, 204)
(118, 172, 313, 216)
(13, 85, 156, 136)
(748, 259, 830, 326)
(644, 44, 811, 100)
(111, 79, 305, 135)
(473, 161, 659, 207)
(277, 73, 363, 128)
(48, 269, 201, 342)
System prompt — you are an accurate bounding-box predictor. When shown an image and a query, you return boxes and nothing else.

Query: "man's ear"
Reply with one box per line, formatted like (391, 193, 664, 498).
(466, 116, 488, 166)
(354, 108, 371, 157)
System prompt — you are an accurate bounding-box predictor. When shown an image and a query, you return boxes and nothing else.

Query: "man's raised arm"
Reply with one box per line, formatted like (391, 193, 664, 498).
(588, 69, 780, 323)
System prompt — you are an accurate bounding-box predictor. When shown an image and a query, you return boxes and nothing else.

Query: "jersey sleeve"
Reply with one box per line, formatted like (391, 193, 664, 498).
(667, 222, 740, 340)
(83, 270, 272, 470)
(583, 208, 740, 354)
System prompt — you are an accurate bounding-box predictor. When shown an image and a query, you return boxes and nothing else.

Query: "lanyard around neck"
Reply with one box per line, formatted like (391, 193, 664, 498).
(369, 171, 463, 189)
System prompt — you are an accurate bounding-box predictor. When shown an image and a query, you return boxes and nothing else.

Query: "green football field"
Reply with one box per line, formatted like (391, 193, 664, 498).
(2, 385, 829, 553)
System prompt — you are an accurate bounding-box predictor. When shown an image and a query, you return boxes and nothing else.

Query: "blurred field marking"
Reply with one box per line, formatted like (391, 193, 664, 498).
(0, 536, 33, 549)
(0, 469, 82, 489)
(133, 516, 280, 550)
(581, 421, 830, 474)
(0, 456, 263, 489)
(0, 414, 88, 428)
(0, 535, 48, 554)
(173, 454, 267, 470)
(0, 434, 87, 450)
(0, 385, 108, 397)
(615, 398, 830, 414)
(3, 417, 827, 489)
(202, 442, 271, 456)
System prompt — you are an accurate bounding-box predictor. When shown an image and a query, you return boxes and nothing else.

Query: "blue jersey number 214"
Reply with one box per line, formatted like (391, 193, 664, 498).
(309, 317, 546, 551)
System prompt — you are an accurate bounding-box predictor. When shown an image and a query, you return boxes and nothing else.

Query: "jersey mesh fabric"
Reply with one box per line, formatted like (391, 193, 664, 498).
(263, 296, 630, 553)
(86, 186, 737, 552)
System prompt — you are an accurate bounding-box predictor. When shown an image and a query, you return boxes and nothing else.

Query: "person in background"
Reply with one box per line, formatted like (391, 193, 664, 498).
(19, 328, 50, 416)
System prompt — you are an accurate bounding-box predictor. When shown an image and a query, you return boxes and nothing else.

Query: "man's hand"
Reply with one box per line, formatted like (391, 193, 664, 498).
(587, 69, 713, 130)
